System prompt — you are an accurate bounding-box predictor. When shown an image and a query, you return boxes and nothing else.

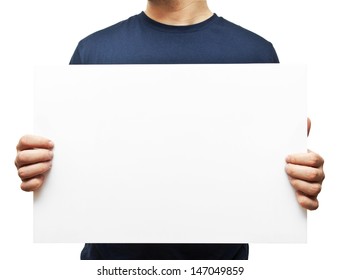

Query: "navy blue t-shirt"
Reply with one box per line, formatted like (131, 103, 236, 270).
(71, 12, 279, 260)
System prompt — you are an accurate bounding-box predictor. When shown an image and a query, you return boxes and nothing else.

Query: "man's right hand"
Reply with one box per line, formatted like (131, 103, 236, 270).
(15, 135, 54, 192)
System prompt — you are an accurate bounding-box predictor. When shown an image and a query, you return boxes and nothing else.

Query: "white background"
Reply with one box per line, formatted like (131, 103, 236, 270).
(0, 0, 339, 279)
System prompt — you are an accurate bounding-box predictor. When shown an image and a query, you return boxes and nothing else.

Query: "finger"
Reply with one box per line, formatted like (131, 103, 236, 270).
(17, 135, 54, 151)
(307, 117, 311, 136)
(286, 152, 324, 168)
(15, 149, 53, 168)
(18, 161, 52, 180)
(296, 191, 319, 210)
(285, 164, 324, 182)
(288, 176, 322, 197)
(21, 175, 45, 192)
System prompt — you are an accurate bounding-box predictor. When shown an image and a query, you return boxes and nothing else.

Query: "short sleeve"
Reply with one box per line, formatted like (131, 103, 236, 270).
(69, 43, 82, 64)
(271, 44, 280, 63)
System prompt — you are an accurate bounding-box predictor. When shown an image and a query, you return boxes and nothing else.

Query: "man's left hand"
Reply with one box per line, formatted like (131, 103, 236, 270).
(285, 118, 325, 210)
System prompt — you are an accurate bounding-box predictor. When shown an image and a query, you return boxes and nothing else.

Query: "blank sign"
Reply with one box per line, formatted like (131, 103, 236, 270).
(34, 64, 306, 243)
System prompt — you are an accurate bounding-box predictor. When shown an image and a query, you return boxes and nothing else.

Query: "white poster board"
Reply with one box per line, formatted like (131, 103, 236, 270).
(34, 64, 306, 243)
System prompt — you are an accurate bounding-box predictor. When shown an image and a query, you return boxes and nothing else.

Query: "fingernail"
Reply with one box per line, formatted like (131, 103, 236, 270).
(48, 140, 54, 148)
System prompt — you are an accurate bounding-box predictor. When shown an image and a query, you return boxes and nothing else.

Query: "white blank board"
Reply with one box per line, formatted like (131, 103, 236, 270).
(34, 64, 306, 243)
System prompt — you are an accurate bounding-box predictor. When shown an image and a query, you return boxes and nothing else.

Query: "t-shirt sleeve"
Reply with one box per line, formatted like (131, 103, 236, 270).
(69, 44, 82, 64)
(271, 44, 280, 63)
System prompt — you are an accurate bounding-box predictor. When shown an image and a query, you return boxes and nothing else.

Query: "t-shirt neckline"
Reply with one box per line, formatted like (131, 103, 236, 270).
(139, 11, 218, 33)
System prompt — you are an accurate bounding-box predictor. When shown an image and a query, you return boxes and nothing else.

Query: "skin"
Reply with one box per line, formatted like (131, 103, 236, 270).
(285, 118, 325, 210)
(15, 0, 325, 210)
(145, 0, 213, 25)
(15, 135, 54, 191)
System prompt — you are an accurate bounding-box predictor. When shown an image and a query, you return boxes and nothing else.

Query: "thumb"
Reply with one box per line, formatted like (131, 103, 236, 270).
(307, 117, 311, 136)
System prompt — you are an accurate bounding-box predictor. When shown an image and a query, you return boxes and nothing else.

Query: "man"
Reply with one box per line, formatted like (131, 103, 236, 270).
(15, 0, 325, 259)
